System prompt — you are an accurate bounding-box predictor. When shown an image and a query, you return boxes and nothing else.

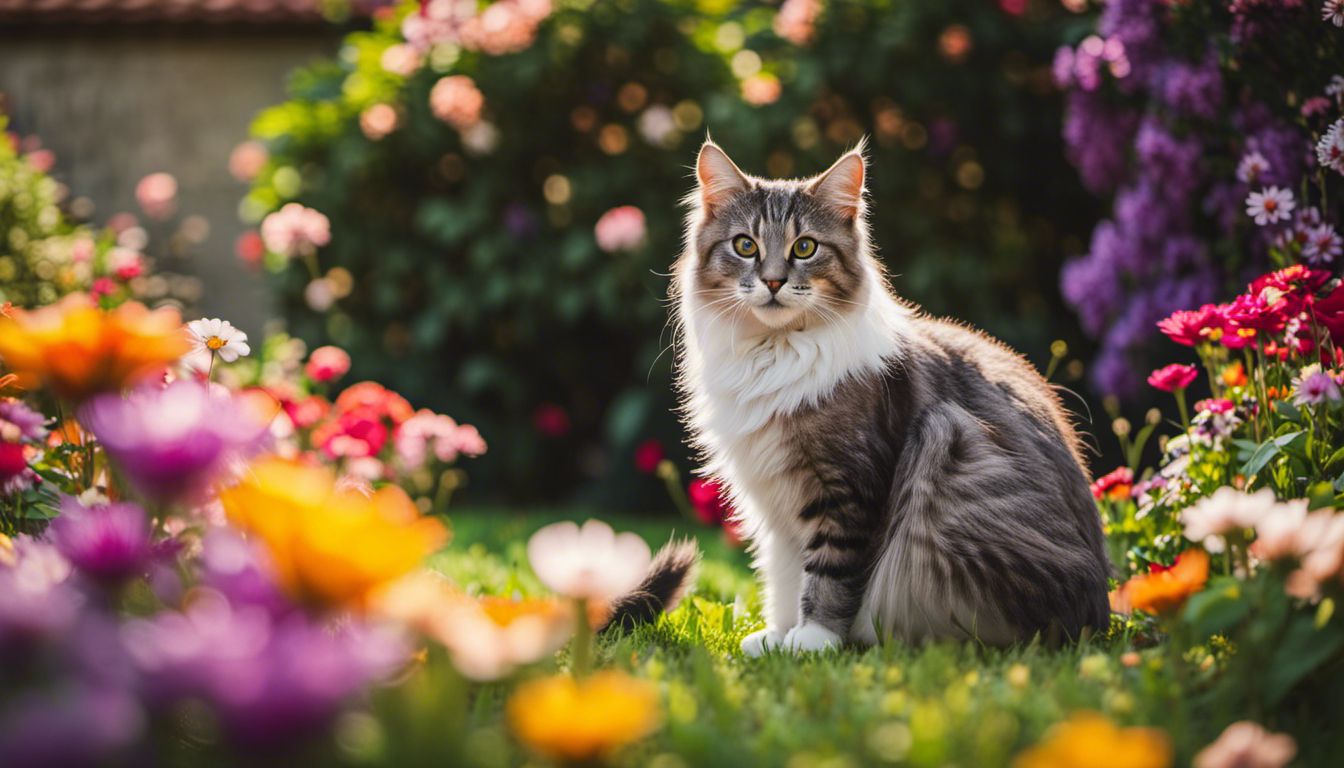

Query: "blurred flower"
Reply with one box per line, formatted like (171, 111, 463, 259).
(228, 140, 268, 182)
(1221, 361, 1247, 388)
(1245, 186, 1294, 226)
(48, 496, 153, 584)
(304, 277, 336, 311)
(1180, 488, 1296, 545)
(187, 317, 251, 363)
(0, 295, 190, 402)
(637, 105, 677, 146)
(1317, 119, 1344, 174)
(234, 230, 265, 266)
(1089, 466, 1133, 501)
(688, 477, 731, 524)
(1147, 363, 1198, 392)
(134, 172, 177, 220)
(0, 686, 145, 768)
(429, 75, 485, 130)
(107, 247, 143, 280)
(1293, 367, 1341, 405)
(526, 519, 651, 603)
(394, 409, 486, 469)
(459, 0, 552, 55)
(1327, 0, 1344, 27)
(305, 345, 351, 383)
(260, 203, 330, 258)
(380, 42, 422, 76)
(461, 120, 501, 155)
(1115, 549, 1208, 615)
(0, 399, 45, 496)
(533, 403, 570, 437)
(1193, 721, 1295, 768)
(775, 0, 821, 45)
(80, 381, 269, 504)
(507, 671, 661, 762)
(1235, 149, 1269, 183)
(220, 457, 447, 608)
(0, 537, 82, 645)
(313, 408, 390, 460)
(1012, 711, 1171, 768)
(360, 103, 399, 141)
(741, 73, 782, 106)
(634, 439, 664, 474)
(1302, 223, 1342, 265)
(594, 206, 647, 253)
(123, 588, 405, 749)
(335, 381, 415, 425)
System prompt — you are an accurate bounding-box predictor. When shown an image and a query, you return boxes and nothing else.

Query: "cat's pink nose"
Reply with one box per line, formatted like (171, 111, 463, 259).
(765, 279, 785, 294)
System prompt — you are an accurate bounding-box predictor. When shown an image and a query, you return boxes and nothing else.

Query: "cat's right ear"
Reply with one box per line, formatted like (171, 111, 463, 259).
(697, 141, 750, 215)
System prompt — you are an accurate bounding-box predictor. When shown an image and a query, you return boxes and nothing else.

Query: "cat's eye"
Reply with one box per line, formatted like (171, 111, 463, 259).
(732, 236, 758, 258)
(791, 237, 818, 259)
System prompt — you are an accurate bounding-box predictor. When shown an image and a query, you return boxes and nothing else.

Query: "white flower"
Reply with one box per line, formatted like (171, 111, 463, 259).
(1324, 0, 1344, 28)
(1327, 74, 1344, 102)
(1245, 186, 1295, 226)
(1181, 487, 1287, 544)
(1292, 367, 1341, 406)
(526, 519, 651, 602)
(1316, 119, 1344, 175)
(1303, 223, 1343, 265)
(187, 318, 250, 362)
(1235, 150, 1270, 184)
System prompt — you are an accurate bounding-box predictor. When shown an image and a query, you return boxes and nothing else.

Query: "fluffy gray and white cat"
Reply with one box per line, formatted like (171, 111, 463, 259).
(673, 140, 1110, 656)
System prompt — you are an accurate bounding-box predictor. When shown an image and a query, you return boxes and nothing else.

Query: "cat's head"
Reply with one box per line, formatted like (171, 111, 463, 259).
(680, 139, 876, 330)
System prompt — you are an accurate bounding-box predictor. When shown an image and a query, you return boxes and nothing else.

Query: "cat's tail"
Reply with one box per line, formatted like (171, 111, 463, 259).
(599, 538, 700, 632)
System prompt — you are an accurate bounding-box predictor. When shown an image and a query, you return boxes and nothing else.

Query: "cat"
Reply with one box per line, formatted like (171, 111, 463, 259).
(673, 139, 1111, 655)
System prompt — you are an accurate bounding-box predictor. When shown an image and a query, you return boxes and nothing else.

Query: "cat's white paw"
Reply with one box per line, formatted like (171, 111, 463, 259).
(740, 628, 784, 657)
(783, 622, 842, 653)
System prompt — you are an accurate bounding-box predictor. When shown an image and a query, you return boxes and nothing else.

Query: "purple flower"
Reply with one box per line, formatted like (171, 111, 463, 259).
(198, 530, 291, 616)
(1153, 53, 1222, 119)
(0, 686, 144, 768)
(123, 590, 406, 750)
(0, 400, 47, 441)
(1062, 92, 1139, 193)
(79, 381, 269, 504)
(0, 538, 82, 650)
(48, 497, 153, 585)
(1294, 370, 1341, 406)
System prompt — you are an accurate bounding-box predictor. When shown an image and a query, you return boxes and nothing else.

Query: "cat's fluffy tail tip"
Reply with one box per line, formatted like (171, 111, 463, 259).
(601, 538, 700, 632)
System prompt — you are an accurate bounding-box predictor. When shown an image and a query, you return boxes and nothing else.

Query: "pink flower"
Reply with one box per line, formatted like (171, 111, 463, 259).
(1193, 721, 1295, 768)
(25, 148, 55, 173)
(135, 172, 177, 220)
(633, 439, 663, 474)
(228, 141, 268, 181)
(459, 0, 552, 55)
(360, 104, 399, 141)
(1157, 304, 1225, 347)
(305, 346, 351, 384)
(1224, 293, 1287, 334)
(1292, 369, 1341, 406)
(429, 75, 485, 130)
(594, 206, 647, 253)
(313, 409, 389, 460)
(774, 0, 822, 45)
(107, 247, 143, 280)
(1147, 363, 1199, 392)
(742, 74, 783, 106)
(1180, 488, 1293, 545)
(235, 231, 265, 267)
(1089, 466, 1133, 501)
(260, 203, 331, 258)
(380, 43, 423, 76)
(89, 277, 118, 299)
(1245, 186, 1295, 226)
(1235, 150, 1270, 183)
(533, 403, 570, 437)
(394, 409, 487, 469)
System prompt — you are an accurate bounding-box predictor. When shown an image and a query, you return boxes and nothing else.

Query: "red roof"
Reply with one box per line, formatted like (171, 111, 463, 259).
(0, 0, 335, 24)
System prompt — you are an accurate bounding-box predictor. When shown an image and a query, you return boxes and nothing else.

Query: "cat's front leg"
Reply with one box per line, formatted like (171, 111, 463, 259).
(783, 506, 874, 653)
(741, 529, 804, 657)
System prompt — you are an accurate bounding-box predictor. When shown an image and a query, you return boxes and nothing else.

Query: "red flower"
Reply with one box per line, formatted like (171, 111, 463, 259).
(687, 478, 731, 526)
(533, 403, 571, 438)
(334, 381, 414, 425)
(1157, 304, 1224, 347)
(1089, 466, 1133, 501)
(313, 407, 389, 459)
(1311, 281, 1344, 349)
(633, 439, 664, 474)
(1249, 264, 1330, 298)
(1224, 293, 1287, 334)
(1147, 363, 1199, 392)
(305, 345, 351, 384)
(1195, 397, 1236, 415)
(282, 394, 330, 430)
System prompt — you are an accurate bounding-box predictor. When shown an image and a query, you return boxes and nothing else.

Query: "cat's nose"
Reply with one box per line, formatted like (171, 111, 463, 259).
(764, 279, 785, 294)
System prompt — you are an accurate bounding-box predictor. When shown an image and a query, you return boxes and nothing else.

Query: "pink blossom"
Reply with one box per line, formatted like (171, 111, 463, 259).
(1180, 488, 1293, 545)
(742, 74, 783, 106)
(25, 148, 55, 173)
(260, 203, 331, 258)
(1147, 363, 1199, 392)
(634, 439, 664, 474)
(107, 247, 143, 280)
(228, 141, 268, 182)
(775, 0, 822, 45)
(305, 346, 352, 384)
(380, 43, 423, 76)
(395, 409, 486, 469)
(594, 206, 647, 253)
(135, 172, 178, 220)
(429, 75, 485, 130)
(459, 0, 552, 55)
(1158, 304, 1225, 347)
(360, 104, 399, 141)
(1193, 721, 1296, 768)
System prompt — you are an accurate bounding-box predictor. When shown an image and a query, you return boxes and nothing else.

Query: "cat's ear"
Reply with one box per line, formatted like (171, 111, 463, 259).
(697, 140, 750, 214)
(808, 142, 867, 220)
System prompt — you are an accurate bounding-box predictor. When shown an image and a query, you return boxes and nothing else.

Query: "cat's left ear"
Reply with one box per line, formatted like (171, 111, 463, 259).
(807, 140, 867, 220)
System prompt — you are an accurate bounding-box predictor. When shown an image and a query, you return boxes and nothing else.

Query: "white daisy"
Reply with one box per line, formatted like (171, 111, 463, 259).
(526, 519, 651, 603)
(1317, 119, 1344, 175)
(1235, 149, 1270, 184)
(1303, 223, 1343, 265)
(1245, 186, 1296, 226)
(1324, 0, 1344, 27)
(186, 318, 251, 362)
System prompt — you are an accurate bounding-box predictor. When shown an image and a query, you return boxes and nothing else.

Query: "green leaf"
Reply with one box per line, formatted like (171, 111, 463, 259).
(1240, 431, 1303, 478)
(1182, 577, 1249, 638)
(1265, 612, 1344, 706)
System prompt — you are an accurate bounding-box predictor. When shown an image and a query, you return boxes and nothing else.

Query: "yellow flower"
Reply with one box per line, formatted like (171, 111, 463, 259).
(507, 671, 661, 762)
(220, 456, 447, 609)
(0, 294, 189, 402)
(1114, 549, 1210, 616)
(1013, 711, 1172, 768)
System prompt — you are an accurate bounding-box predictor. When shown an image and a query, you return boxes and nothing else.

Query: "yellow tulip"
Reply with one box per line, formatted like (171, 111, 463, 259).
(220, 456, 447, 609)
(508, 670, 661, 762)
(1013, 711, 1172, 768)
(0, 294, 189, 402)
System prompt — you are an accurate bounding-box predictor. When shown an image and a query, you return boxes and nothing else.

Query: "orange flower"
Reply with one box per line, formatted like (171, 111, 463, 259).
(507, 671, 661, 761)
(220, 456, 447, 609)
(1221, 361, 1247, 388)
(1115, 549, 1209, 616)
(0, 294, 189, 401)
(1013, 711, 1172, 768)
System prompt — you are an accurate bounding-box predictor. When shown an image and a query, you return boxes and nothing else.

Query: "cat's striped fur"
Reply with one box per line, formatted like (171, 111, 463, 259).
(674, 140, 1110, 654)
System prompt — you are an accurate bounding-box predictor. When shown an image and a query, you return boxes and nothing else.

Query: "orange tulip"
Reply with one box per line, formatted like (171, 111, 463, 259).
(1115, 549, 1210, 616)
(0, 294, 189, 402)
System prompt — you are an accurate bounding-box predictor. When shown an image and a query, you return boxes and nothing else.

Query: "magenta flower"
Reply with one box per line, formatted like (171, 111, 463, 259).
(259, 203, 330, 258)
(79, 381, 269, 504)
(0, 399, 46, 497)
(134, 172, 177, 221)
(1157, 304, 1224, 347)
(48, 497, 153, 584)
(1147, 363, 1199, 392)
(594, 206, 647, 253)
(1293, 370, 1341, 406)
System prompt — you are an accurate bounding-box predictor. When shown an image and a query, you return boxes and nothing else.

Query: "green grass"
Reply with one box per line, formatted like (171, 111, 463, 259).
(421, 509, 1229, 768)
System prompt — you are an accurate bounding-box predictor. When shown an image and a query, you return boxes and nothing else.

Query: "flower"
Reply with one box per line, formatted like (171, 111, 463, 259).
(533, 403, 571, 437)
(1114, 549, 1209, 615)
(774, 0, 821, 45)
(380, 43, 422, 76)
(526, 519, 651, 603)
(1221, 361, 1248, 388)
(80, 381, 270, 504)
(1316, 119, 1344, 174)
(458, 0, 552, 55)
(228, 141, 268, 181)
(0, 399, 45, 496)
(741, 73, 783, 106)
(1303, 223, 1342, 265)
(429, 75, 485, 130)
(507, 671, 661, 762)
(1193, 721, 1296, 768)
(134, 172, 177, 220)
(334, 381, 414, 425)
(219, 456, 447, 608)
(1180, 488, 1295, 544)
(0, 686, 145, 768)
(48, 496, 153, 584)
(1089, 466, 1133, 501)
(305, 345, 351, 383)
(1245, 186, 1295, 226)
(394, 409, 486, 469)
(1013, 711, 1170, 768)
(360, 103, 399, 141)
(1157, 304, 1225, 346)
(1147, 363, 1198, 392)
(260, 203, 331, 258)
(1235, 149, 1269, 183)
(187, 317, 251, 363)
(593, 206, 647, 253)
(1293, 367, 1342, 405)
(634, 439, 664, 474)
(0, 295, 190, 402)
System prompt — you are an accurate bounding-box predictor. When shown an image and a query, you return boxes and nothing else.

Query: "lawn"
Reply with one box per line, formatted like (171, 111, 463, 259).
(421, 509, 1214, 768)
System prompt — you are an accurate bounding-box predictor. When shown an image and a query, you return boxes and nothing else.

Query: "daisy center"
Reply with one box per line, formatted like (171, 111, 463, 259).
(206, 337, 226, 350)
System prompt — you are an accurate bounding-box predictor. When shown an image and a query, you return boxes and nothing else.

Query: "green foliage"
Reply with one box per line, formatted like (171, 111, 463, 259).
(245, 0, 1096, 503)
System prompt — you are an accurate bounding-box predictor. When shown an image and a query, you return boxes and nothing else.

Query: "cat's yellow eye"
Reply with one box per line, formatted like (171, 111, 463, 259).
(732, 236, 758, 258)
(792, 237, 818, 259)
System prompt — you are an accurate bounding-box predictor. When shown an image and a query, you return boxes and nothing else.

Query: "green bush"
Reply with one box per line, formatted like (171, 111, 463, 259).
(244, 0, 1098, 504)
